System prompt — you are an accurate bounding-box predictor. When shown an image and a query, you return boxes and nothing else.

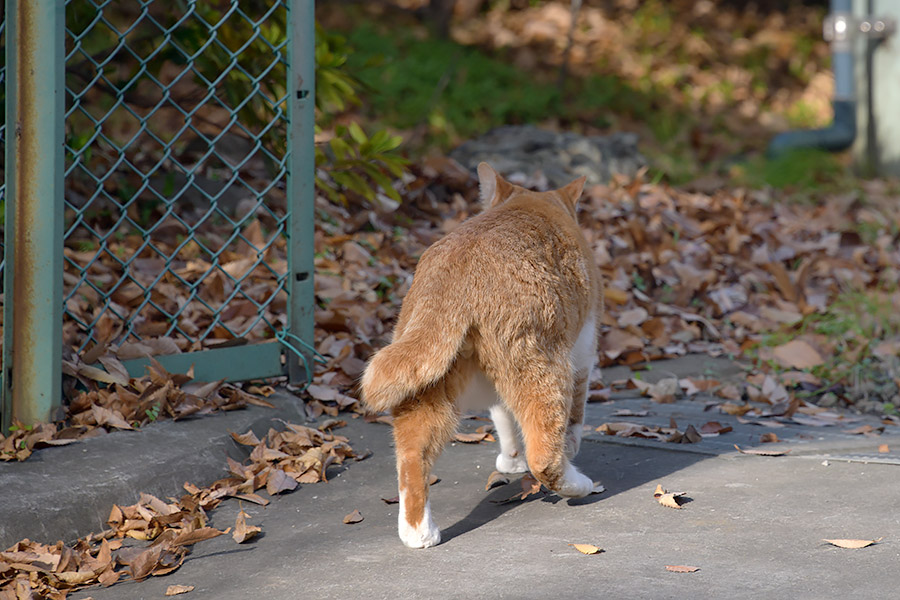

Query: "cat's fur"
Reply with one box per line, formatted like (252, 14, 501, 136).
(361, 162, 601, 548)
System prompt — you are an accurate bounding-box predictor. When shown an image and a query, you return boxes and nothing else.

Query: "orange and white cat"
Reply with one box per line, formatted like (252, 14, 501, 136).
(361, 162, 601, 548)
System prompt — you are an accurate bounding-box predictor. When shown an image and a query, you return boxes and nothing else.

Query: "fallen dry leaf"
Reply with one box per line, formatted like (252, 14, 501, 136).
(878, 444, 890, 453)
(453, 431, 491, 443)
(230, 430, 261, 446)
(343, 509, 364, 524)
(699, 421, 732, 435)
(823, 538, 881, 549)
(633, 377, 680, 403)
(680, 378, 720, 396)
(772, 339, 824, 370)
(666, 565, 700, 573)
(612, 409, 649, 417)
(588, 388, 612, 403)
(719, 402, 754, 416)
(491, 473, 545, 504)
(716, 385, 743, 401)
(172, 527, 228, 547)
(844, 424, 883, 436)
(520, 473, 542, 499)
(485, 471, 510, 491)
(381, 496, 399, 504)
(653, 484, 687, 509)
(266, 469, 299, 495)
(734, 444, 791, 456)
(165, 584, 195, 596)
(569, 543, 603, 555)
(760, 432, 780, 443)
(233, 507, 261, 544)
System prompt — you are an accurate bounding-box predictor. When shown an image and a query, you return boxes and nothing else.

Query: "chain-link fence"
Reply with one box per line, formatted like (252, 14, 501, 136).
(1, 0, 316, 428)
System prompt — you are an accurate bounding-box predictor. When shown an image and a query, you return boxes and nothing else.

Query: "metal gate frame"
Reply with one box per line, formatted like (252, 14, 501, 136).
(1, 0, 316, 431)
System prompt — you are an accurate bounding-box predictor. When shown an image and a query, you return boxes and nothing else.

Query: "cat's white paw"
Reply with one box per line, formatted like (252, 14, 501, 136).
(398, 500, 441, 549)
(496, 452, 529, 474)
(564, 425, 583, 459)
(556, 463, 594, 498)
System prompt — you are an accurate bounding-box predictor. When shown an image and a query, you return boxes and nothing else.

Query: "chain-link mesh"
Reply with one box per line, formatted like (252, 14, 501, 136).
(59, 0, 292, 356)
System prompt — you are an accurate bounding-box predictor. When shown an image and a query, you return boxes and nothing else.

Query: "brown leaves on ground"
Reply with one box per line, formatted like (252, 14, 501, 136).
(302, 157, 900, 426)
(630, 377, 680, 403)
(0, 420, 353, 597)
(596, 421, 706, 444)
(165, 584, 196, 596)
(654, 484, 688, 509)
(227, 421, 355, 490)
(444, 1, 830, 148)
(1, 356, 269, 462)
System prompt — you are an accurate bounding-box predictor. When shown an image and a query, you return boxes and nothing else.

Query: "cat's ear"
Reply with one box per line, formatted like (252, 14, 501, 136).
(560, 175, 586, 204)
(477, 162, 513, 208)
(557, 175, 587, 213)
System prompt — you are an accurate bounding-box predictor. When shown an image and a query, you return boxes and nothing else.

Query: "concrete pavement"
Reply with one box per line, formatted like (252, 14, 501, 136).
(3, 356, 899, 599)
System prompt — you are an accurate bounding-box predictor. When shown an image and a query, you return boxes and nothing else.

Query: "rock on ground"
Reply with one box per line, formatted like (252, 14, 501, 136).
(450, 125, 645, 188)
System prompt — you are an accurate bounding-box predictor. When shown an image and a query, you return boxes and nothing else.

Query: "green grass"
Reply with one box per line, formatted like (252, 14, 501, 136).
(755, 287, 900, 410)
(346, 24, 558, 140)
(343, 24, 663, 148)
(732, 148, 846, 191)
(331, 11, 846, 188)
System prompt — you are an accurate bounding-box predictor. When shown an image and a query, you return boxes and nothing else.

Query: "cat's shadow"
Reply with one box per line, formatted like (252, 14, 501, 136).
(440, 439, 705, 544)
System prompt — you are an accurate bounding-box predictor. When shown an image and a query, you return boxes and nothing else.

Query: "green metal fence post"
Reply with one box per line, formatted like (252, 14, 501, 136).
(2, 0, 65, 431)
(286, 0, 316, 384)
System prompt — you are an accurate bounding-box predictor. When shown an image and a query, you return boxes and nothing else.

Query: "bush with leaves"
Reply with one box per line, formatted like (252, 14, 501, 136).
(62, 1, 405, 207)
(314, 26, 407, 205)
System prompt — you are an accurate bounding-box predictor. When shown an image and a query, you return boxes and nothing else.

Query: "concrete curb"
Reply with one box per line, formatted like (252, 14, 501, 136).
(0, 392, 306, 548)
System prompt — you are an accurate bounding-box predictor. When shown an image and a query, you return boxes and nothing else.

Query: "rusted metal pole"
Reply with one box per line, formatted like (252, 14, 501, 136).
(2, 0, 65, 431)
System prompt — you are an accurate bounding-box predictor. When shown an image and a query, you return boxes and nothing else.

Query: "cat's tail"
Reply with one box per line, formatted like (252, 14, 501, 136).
(361, 313, 469, 413)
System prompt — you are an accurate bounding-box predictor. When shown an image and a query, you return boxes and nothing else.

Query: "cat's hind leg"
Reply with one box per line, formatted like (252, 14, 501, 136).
(565, 366, 590, 460)
(392, 362, 470, 548)
(500, 360, 593, 498)
(566, 315, 596, 460)
(490, 404, 528, 473)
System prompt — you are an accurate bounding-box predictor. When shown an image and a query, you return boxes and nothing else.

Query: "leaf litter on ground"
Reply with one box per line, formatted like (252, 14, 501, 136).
(1, 355, 271, 462)
(0, 419, 355, 597)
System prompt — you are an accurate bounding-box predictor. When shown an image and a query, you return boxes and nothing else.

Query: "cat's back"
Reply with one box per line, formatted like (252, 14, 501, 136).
(412, 194, 597, 310)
